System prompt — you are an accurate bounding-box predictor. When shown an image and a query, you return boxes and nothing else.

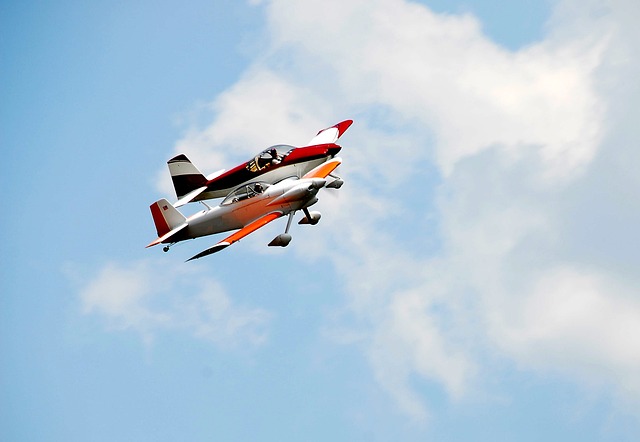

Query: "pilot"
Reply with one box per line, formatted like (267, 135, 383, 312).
(270, 148, 280, 165)
(253, 183, 264, 194)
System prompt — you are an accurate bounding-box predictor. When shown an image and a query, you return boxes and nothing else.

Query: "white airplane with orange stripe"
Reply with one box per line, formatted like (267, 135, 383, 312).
(146, 158, 342, 261)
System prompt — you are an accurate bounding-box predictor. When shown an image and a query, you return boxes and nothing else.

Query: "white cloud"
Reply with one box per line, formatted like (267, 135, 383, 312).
(264, 0, 607, 182)
(493, 266, 640, 392)
(81, 261, 171, 343)
(168, 70, 332, 171)
(79, 260, 272, 348)
(368, 290, 477, 420)
(154, 0, 640, 420)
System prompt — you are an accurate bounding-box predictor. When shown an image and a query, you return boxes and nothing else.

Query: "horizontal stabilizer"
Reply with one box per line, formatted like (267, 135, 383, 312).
(174, 185, 208, 208)
(206, 168, 226, 181)
(146, 223, 188, 248)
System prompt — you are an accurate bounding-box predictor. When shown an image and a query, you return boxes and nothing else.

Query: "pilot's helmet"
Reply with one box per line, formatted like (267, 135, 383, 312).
(254, 183, 263, 193)
(270, 148, 277, 158)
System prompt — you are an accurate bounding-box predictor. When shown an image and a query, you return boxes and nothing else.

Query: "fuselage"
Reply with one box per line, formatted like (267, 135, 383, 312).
(172, 177, 323, 244)
(194, 143, 340, 201)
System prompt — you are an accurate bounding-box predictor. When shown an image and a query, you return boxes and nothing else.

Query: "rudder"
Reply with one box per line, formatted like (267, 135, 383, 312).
(149, 198, 187, 237)
(167, 154, 208, 198)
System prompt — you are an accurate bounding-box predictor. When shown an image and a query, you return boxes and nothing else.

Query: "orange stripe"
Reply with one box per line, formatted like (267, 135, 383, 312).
(150, 202, 170, 236)
(303, 158, 341, 179)
(223, 212, 282, 245)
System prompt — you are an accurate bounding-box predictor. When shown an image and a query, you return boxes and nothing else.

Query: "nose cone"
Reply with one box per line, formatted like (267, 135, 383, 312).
(267, 182, 321, 206)
(310, 178, 326, 189)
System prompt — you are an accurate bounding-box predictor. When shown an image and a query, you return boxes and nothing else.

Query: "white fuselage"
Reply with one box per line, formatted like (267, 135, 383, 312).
(183, 177, 323, 241)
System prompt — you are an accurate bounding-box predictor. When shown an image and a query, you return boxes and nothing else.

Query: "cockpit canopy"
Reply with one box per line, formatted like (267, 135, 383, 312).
(222, 181, 271, 205)
(246, 145, 293, 172)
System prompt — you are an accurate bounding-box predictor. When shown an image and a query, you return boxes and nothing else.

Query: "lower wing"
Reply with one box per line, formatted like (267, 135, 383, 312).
(187, 211, 284, 261)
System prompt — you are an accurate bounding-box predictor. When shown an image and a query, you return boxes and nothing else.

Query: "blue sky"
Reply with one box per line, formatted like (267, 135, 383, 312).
(2, 0, 640, 440)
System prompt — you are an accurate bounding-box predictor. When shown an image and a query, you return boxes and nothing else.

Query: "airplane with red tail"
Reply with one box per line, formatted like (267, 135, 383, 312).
(168, 120, 352, 207)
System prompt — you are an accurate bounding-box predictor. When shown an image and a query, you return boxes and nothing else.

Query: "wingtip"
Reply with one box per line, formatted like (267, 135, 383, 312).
(335, 119, 353, 137)
(316, 119, 353, 137)
(186, 242, 231, 261)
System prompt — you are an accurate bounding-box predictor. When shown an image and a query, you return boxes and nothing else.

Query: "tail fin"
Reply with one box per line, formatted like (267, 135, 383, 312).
(168, 154, 208, 199)
(149, 198, 187, 238)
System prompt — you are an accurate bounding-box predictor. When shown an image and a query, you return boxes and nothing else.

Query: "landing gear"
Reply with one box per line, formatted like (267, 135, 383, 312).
(162, 243, 176, 253)
(326, 173, 344, 189)
(299, 208, 321, 225)
(269, 212, 294, 247)
(267, 206, 322, 248)
(268, 233, 292, 247)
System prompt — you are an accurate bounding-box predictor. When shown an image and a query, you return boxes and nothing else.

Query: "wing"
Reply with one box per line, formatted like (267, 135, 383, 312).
(186, 211, 284, 261)
(302, 157, 342, 179)
(306, 120, 353, 146)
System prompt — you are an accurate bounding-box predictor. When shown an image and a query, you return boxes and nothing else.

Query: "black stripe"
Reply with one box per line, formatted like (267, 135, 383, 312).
(172, 174, 208, 198)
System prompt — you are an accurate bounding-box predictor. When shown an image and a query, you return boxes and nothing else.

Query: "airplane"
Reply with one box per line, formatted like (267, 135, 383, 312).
(167, 119, 352, 207)
(146, 158, 343, 261)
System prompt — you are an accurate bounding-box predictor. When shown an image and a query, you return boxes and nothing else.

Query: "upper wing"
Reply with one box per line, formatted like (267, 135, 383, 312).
(302, 157, 342, 179)
(306, 120, 353, 146)
(187, 211, 284, 261)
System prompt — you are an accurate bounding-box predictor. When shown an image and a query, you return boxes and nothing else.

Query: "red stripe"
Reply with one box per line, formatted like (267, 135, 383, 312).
(150, 202, 170, 236)
(335, 119, 353, 137)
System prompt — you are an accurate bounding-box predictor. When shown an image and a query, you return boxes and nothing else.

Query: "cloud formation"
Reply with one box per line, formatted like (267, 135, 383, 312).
(80, 260, 272, 348)
(148, 0, 640, 419)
